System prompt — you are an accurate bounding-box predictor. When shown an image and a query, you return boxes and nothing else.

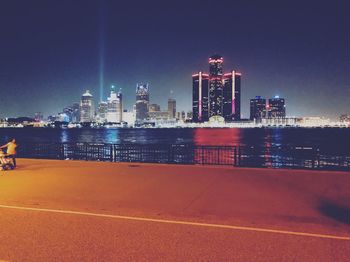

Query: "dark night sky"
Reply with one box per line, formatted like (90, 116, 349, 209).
(1, 0, 349, 120)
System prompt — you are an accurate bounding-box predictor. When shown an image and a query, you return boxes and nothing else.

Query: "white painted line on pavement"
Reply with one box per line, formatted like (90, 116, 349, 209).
(0, 204, 349, 241)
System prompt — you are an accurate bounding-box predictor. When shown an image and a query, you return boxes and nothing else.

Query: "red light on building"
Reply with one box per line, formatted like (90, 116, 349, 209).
(209, 77, 222, 81)
(209, 58, 223, 63)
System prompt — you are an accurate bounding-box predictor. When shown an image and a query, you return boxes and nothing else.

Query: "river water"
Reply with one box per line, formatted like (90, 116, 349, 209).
(0, 127, 349, 151)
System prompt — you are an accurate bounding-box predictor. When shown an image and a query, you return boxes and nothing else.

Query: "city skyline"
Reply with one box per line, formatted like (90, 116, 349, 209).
(1, 1, 350, 120)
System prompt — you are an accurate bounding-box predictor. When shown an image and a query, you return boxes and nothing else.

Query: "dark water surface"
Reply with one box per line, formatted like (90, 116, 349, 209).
(0, 127, 349, 150)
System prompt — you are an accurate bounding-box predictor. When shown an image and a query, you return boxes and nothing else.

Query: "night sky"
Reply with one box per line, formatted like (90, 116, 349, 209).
(1, 0, 349, 120)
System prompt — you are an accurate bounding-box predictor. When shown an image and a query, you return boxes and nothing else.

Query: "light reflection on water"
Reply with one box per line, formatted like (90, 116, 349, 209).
(0, 128, 349, 151)
(60, 129, 69, 143)
(105, 129, 119, 143)
(61, 129, 120, 144)
(193, 128, 242, 145)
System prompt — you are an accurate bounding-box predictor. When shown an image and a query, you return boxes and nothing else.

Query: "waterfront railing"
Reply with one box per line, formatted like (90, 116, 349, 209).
(17, 143, 350, 171)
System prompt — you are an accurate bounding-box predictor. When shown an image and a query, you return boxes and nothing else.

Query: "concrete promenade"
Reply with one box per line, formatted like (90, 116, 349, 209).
(0, 159, 349, 261)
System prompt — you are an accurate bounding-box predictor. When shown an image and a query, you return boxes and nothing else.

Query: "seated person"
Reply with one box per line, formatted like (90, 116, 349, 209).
(0, 139, 17, 167)
(0, 149, 9, 170)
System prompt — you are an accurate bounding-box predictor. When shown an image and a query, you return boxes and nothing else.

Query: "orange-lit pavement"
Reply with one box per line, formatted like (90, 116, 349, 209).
(0, 159, 349, 261)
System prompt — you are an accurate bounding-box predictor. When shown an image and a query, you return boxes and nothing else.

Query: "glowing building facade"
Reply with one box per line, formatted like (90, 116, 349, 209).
(80, 90, 95, 123)
(192, 55, 241, 122)
(168, 98, 176, 119)
(135, 83, 149, 122)
(192, 72, 209, 122)
(106, 85, 123, 123)
(223, 71, 241, 121)
(97, 101, 108, 123)
(209, 54, 224, 118)
(250, 96, 267, 121)
(267, 96, 286, 118)
(71, 103, 80, 123)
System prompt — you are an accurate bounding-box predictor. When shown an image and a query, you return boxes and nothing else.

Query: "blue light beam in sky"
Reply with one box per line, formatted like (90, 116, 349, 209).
(99, 1, 106, 102)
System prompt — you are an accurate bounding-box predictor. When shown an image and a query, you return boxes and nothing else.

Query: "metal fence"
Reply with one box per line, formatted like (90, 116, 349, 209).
(17, 143, 350, 171)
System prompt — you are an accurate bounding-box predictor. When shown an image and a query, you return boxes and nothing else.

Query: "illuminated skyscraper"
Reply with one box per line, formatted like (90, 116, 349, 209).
(192, 72, 209, 122)
(192, 55, 241, 122)
(168, 98, 176, 119)
(135, 83, 149, 122)
(80, 90, 95, 122)
(106, 85, 123, 123)
(223, 70, 241, 121)
(71, 102, 80, 123)
(122, 109, 136, 126)
(209, 54, 224, 118)
(250, 96, 267, 121)
(267, 96, 286, 118)
(97, 101, 108, 123)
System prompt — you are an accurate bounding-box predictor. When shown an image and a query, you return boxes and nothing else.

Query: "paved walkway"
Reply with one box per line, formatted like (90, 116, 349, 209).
(0, 159, 349, 261)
